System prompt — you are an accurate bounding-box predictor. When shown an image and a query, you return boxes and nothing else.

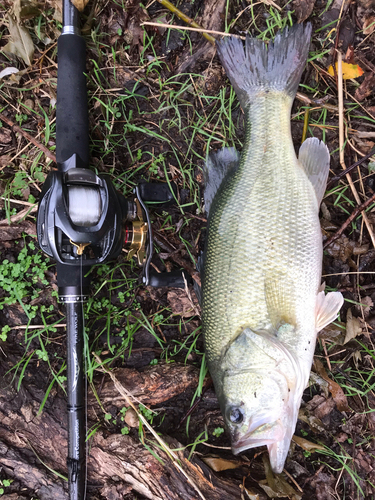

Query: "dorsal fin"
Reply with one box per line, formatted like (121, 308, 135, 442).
(298, 137, 330, 204)
(203, 147, 240, 214)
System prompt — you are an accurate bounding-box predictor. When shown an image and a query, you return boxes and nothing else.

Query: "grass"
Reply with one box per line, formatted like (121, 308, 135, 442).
(1, 0, 375, 497)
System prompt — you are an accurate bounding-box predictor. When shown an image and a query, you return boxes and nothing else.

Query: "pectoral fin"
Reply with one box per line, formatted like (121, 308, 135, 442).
(316, 290, 344, 332)
(298, 137, 330, 204)
(204, 147, 240, 214)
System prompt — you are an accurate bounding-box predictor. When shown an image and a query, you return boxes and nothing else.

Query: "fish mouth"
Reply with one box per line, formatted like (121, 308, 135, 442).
(231, 420, 284, 455)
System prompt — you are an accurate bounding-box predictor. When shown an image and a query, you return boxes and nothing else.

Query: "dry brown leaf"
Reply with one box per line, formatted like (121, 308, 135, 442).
(167, 288, 200, 318)
(298, 407, 325, 433)
(202, 456, 240, 472)
(13, 0, 41, 22)
(70, 0, 89, 12)
(312, 397, 336, 420)
(313, 358, 349, 412)
(363, 15, 375, 35)
(356, 295, 373, 318)
(344, 308, 363, 344)
(319, 321, 346, 345)
(242, 486, 267, 500)
(259, 455, 302, 500)
(355, 73, 375, 101)
(292, 435, 326, 452)
(293, 0, 316, 23)
(309, 371, 330, 398)
(0, 128, 12, 144)
(3, 14, 34, 66)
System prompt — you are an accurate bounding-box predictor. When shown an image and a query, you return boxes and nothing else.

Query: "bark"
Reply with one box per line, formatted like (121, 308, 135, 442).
(0, 364, 241, 500)
(176, 0, 226, 74)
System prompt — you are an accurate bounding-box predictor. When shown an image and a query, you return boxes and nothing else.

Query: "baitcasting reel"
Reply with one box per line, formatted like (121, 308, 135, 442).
(36, 153, 182, 299)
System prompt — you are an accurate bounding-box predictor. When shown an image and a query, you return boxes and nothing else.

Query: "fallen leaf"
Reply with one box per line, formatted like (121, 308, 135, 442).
(292, 435, 326, 452)
(71, 0, 89, 12)
(355, 73, 375, 101)
(344, 308, 363, 344)
(167, 288, 200, 318)
(328, 61, 364, 79)
(318, 321, 346, 345)
(310, 396, 336, 420)
(298, 407, 326, 433)
(313, 358, 349, 412)
(363, 15, 375, 35)
(293, 0, 316, 23)
(344, 45, 355, 64)
(309, 371, 330, 398)
(259, 455, 302, 500)
(0, 128, 13, 144)
(241, 486, 267, 500)
(13, 0, 41, 22)
(355, 296, 373, 319)
(202, 456, 241, 472)
(3, 14, 34, 66)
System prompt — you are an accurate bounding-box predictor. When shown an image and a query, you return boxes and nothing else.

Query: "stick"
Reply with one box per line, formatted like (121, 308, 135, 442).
(301, 107, 310, 144)
(326, 144, 375, 188)
(337, 52, 375, 249)
(156, 0, 216, 45)
(323, 191, 375, 249)
(0, 113, 56, 163)
(141, 21, 245, 40)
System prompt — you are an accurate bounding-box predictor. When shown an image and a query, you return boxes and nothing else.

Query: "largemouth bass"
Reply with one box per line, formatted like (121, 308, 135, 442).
(201, 24, 344, 473)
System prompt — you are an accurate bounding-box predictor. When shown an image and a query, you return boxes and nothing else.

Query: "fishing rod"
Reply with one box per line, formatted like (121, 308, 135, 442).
(36, 1, 188, 498)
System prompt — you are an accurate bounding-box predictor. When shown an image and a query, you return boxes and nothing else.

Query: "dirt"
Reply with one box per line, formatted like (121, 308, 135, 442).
(1, 0, 375, 499)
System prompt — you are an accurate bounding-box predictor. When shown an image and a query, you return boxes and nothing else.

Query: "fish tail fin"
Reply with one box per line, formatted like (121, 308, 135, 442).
(216, 23, 312, 109)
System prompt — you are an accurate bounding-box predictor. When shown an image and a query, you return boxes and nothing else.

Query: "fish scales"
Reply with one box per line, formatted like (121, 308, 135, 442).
(201, 24, 344, 473)
(203, 94, 320, 361)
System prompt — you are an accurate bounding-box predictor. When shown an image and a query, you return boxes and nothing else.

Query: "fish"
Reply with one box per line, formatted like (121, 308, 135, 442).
(200, 23, 344, 473)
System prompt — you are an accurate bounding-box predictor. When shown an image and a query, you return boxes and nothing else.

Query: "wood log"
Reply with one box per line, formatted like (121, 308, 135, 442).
(0, 364, 242, 499)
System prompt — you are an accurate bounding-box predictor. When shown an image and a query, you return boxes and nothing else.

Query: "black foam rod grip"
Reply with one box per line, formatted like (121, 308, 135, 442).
(56, 34, 89, 168)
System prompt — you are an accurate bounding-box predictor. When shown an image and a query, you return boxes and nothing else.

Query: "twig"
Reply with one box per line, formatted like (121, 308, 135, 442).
(0, 196, 36, 207)
(282, 468, 303, 493)
(323, 191, 375, 249)
(0, 205, 37, 225)
(301, 107, 310, 144)
(0, 112, 56, 163)
(261, 0, 282, 10)
(337, 51, 375, 249)
(156, 0, 216, 45)
(295, 91, 338, 113)
(7, 324, 66, 330)
(141, 21, 245, 40)
(327, 144, 375, 188)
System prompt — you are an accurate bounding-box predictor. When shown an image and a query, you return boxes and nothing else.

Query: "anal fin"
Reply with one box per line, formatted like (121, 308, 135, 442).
(316, 290, 344, 332)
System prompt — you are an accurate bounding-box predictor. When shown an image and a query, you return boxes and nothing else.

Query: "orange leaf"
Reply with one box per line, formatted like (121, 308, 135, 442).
(328, 62, 364, 79)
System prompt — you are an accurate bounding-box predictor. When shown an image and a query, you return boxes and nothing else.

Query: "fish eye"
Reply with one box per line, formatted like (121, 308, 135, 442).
(229, 407, 244, 424)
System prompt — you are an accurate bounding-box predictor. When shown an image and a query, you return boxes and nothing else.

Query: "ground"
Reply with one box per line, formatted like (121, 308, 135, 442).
(0, 0, 375, 499)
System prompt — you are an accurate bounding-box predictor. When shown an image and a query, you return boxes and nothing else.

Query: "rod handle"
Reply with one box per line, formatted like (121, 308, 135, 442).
(56, 34, 89, 168)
